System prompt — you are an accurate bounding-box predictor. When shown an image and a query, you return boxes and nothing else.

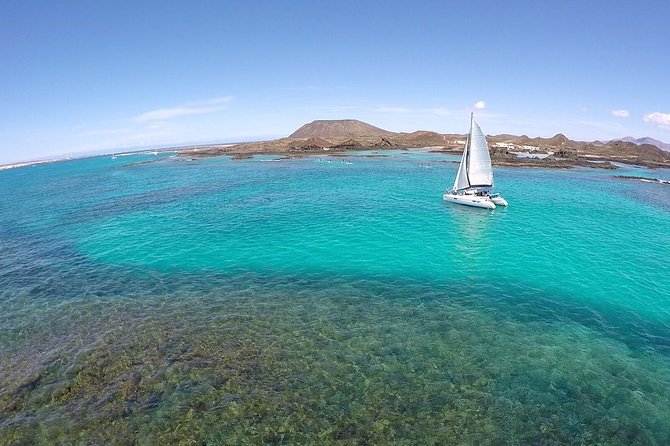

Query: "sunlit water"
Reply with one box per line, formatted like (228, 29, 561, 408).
(1, 150, 669, 444)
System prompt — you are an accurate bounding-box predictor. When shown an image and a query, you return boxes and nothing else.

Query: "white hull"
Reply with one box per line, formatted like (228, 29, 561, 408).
(443, 193, 496, 209)
(490, 195, 508, 206)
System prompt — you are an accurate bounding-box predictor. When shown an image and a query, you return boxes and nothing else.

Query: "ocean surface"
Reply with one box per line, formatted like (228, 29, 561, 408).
(1, 150, 669, 445)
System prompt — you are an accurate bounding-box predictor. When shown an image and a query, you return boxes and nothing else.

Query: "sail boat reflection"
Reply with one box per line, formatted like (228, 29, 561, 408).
(449, 205, 495, 268)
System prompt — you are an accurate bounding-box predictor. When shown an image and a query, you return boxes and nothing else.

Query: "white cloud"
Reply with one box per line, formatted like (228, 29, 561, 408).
(145, 122, 167, 130)
(644, 112, 670, 127)
(474, 101, 486, 110)
(579, 106, 588, 112)
(610, 110, 630, 118)
(134, 96, 232, 123)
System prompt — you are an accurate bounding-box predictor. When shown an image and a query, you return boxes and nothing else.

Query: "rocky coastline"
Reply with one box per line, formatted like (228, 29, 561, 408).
(175, 137, 668, 170)
(172, 119, 670, 170)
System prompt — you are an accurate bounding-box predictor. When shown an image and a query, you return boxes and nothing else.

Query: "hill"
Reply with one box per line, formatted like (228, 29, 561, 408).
(401, 130, 449, 146)
(613, 137, 670, 151)
(289, 119, 395, 139)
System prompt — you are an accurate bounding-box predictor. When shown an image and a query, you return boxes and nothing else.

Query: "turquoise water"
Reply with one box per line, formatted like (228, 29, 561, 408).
(1, 151, 669, 444)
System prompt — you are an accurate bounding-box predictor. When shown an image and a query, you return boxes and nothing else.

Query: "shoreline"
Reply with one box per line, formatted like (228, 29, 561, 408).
(0, 159, 60, 171)
(170, 131, 670, 170)
(4, 143, 669, 173)
(174, 145, 664, 170)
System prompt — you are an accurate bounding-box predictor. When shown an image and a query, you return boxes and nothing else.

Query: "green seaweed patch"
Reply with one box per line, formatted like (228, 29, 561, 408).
(1, 291, 670, 445)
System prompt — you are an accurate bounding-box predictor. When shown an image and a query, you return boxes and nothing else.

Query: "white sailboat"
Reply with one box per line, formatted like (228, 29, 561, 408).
(443, 113, 508, 209)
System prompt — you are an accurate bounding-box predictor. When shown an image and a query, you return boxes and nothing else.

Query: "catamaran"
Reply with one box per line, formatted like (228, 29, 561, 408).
(443, 113, 508, 209)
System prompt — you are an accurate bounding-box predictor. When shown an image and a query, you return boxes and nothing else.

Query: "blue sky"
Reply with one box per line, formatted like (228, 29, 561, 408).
(1, 0, 669, 163)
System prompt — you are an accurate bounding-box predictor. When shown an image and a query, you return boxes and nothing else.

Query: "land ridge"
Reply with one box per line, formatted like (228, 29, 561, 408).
(178, 119, 670, 169)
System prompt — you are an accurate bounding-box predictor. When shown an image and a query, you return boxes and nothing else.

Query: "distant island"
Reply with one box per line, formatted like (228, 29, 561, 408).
(178, 119, 670, 169)
(613, 136, 670, 151)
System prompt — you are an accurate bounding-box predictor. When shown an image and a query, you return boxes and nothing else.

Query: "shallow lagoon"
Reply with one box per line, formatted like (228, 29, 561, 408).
(1, 151, 669, 444)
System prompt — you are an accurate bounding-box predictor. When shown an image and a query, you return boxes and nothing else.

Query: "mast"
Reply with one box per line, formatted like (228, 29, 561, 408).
(465, 112, 473, 185)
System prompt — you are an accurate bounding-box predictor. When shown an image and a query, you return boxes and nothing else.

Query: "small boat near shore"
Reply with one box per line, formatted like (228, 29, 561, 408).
(444, 113, 508, 209)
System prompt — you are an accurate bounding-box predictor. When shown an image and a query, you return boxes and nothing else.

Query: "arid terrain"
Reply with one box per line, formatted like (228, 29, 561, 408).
(177, 119, 670, 169)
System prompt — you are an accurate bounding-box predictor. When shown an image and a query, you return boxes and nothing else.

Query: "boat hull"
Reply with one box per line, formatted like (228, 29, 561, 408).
(491, 195, 508, 206)
(443, 193, 496, 209)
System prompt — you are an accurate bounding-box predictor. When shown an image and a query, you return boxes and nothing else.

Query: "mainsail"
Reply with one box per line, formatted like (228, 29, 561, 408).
(466, 117, 494, 187)
(452, 114, 494, 191)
